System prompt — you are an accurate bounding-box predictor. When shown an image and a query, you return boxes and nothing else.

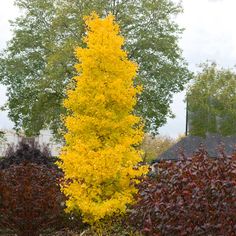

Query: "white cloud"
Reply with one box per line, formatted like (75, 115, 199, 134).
(179, 0, 236, 69)
(0, 0, 19, 49)
(159, 0, 236, 137)
(0, 0, 18, 129)
(208, 0, 223, 2)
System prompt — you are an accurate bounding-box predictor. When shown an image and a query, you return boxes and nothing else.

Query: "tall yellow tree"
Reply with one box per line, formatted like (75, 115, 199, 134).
(58, 13, 147, 224)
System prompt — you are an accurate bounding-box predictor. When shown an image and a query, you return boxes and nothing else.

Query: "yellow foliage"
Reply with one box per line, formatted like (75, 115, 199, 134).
(58, 12, 147, 224)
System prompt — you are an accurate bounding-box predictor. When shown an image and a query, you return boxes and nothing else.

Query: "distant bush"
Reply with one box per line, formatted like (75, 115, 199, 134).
(130, 148, 236, 235)
(0, 131, 5, 140)
(0, 142, 64, 236)
(141, 134, 176, 162)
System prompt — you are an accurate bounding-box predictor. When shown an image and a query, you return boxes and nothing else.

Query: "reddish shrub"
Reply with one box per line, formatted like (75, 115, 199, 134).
(0, 142, 57, 169)
(0, 143, 64, 236)
(130, 148, 236, 236)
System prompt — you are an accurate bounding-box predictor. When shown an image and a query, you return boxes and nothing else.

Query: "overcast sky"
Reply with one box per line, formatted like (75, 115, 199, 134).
(0, 0, 236, 137)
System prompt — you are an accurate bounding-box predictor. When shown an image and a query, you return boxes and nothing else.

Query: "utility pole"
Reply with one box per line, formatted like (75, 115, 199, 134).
(185, 95, 188, 136)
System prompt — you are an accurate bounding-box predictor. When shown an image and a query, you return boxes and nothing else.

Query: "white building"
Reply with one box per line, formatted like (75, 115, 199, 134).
(0, 129, 62, 157)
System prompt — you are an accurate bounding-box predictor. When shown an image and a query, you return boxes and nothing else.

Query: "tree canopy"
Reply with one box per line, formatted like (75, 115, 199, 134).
(187, 63, 236, 137)
(0, 0, 191, 137)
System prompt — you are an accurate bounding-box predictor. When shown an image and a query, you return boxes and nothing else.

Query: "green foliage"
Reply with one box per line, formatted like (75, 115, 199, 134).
(0, 0, 57, 136)
(187, 63, 236, 136)
(0, 0, 191, 137)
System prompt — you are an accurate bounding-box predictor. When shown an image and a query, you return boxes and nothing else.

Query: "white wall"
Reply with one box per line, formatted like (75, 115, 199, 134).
(0, 129, 62, 157)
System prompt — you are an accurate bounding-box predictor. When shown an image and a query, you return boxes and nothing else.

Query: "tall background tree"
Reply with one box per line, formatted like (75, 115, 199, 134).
(0, 0, 191, 137)
(187, 63, 236, 137)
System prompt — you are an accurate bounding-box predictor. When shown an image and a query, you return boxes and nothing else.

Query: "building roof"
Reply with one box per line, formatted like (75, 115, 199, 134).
(156, 134, 236, 162)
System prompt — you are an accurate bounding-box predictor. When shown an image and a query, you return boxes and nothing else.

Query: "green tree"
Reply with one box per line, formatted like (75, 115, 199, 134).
(187, 63, 236, 137)
(0, 0, 191, 137)
(0, 0, 56, 135)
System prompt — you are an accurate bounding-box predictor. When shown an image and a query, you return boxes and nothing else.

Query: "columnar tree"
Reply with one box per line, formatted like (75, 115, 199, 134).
(58, 13, 147, 224)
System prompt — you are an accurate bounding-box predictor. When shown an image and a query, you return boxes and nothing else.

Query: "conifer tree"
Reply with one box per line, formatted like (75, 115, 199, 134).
(58, 13, 147, 224)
